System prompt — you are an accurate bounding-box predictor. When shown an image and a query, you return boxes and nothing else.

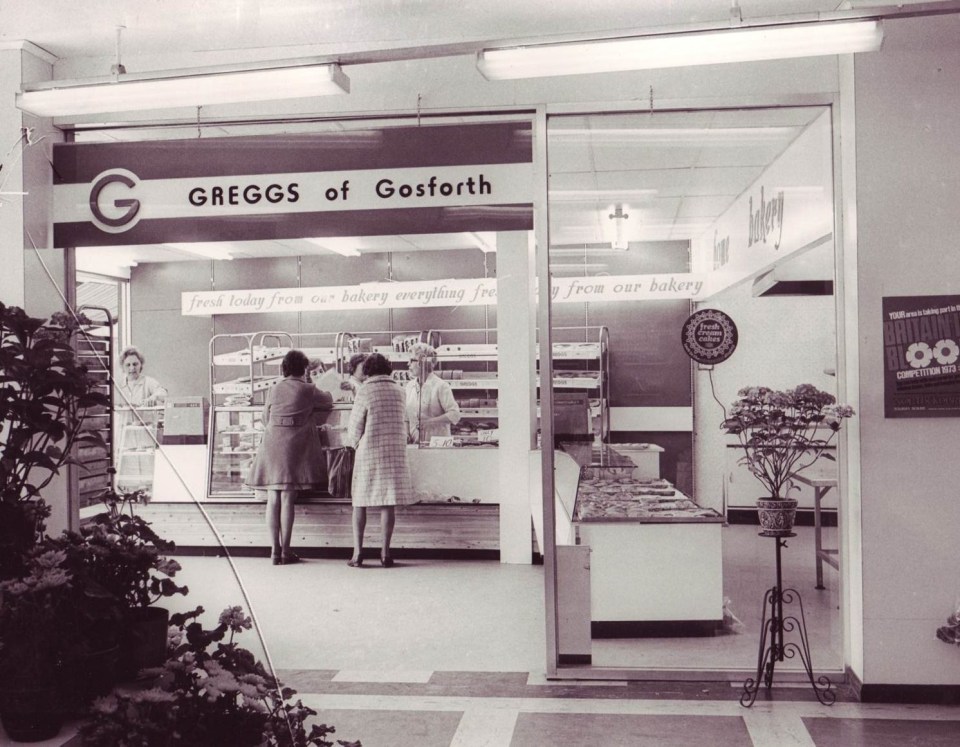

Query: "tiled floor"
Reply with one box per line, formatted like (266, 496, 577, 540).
(35, 525, 960, 746)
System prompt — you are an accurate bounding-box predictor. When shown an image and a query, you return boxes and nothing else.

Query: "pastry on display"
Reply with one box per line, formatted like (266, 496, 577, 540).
(574, 467, 722, 523)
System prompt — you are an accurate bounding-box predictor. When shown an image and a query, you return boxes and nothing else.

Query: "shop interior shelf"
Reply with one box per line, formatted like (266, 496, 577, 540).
(213, 376, 281, 395)
(447, 378, 500, 390)
(459, 408, 499, 417)
(550, 342, 604, 359)
(442, 374, 600, 391)
(214, 346, 338, 366)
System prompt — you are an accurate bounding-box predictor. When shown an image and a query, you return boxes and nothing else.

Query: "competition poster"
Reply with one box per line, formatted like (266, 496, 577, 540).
(883, 295, 960, 417)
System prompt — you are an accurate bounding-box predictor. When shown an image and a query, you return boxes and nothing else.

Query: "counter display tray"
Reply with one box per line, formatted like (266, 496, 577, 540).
(573, 469, 723, 523)
(569, 466, 725, 630)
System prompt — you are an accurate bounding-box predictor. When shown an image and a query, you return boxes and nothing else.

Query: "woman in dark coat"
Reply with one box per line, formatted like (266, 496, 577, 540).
(345, 353, 412, 567)
(247, 349, 333, 564)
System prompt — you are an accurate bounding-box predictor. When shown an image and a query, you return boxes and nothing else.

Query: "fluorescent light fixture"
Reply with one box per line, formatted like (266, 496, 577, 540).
(478, 19, 883, 79)
(17, 60, 350, 117)
(303, 238, 361, 257)
(167, 242, 234, 260)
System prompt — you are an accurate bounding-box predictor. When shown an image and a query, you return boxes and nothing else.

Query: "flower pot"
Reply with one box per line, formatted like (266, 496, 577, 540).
(0, 684, 64, 743)
(756, 498, 798, 536)
(119, 606, 170, 680)
(62, 643, 121, 712)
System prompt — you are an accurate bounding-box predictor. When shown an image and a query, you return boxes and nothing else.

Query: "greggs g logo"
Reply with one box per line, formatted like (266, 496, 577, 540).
(89, 169, 142, 233)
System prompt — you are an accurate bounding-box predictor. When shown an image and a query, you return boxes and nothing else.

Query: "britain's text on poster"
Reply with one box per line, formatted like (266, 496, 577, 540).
(883, 295, 960, 417)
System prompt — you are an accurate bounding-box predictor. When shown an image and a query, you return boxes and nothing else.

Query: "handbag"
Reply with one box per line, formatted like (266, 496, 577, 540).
(327, 446, 355, 500)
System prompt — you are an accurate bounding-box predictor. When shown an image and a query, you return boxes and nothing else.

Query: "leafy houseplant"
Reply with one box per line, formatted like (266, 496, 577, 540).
(55, 488, 189, 678)
(73, 489, 188, 610)
(80, 605, 361, 747)
(721, 384, 855, 534)
(0, 303, 110, 578)
(0, 549, 84, 741)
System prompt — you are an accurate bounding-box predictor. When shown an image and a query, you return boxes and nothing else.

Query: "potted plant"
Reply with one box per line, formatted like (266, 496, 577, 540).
(80, 605, 361, 747)
(0, 549, 81, 741)
(73, 488, 189, 679)
(0, 303, 110, 579)
(721, 384, 855, 535)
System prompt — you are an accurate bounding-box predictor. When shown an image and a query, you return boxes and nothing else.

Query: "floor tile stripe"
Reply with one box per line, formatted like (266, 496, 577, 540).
(742, 711, 816, 747)
(332, 669, 434, 683)
(449, 709, 519, 747)
(298, 692, 960, 722)
(526, 672, 627, 687)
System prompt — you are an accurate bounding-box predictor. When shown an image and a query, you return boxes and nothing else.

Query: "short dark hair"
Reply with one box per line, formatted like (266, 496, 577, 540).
(347, 353, 368, 376)
(120, 346, 145, 366)
(281, 349, 310, 378)
(362, 353, 392, 378)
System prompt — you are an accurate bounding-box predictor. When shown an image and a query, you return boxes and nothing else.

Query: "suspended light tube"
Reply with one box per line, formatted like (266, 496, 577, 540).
(17, 60, 350, 117)
(477, 19, 883, 80)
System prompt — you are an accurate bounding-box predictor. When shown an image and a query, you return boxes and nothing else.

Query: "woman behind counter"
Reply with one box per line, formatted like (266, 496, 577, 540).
(118, 346, 168, 409)
(246, 349, 333, 565)
(346, 353, 412, 567)
(405, 342, 460, 444)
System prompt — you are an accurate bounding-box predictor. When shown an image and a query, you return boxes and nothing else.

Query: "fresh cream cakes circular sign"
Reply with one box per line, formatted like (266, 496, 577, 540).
(681, 309, 738, 365)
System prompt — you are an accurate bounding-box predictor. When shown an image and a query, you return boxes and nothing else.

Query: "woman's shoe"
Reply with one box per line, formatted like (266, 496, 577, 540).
(281, 551, 301, 565)
(347, 556, 364, 568)
(380, 556, 394, 568)
(271, 555, 282, 566)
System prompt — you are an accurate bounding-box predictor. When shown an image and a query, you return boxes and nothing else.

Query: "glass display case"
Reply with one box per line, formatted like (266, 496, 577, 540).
(568, 462, 724, 633)
(209, 406, 264, 497)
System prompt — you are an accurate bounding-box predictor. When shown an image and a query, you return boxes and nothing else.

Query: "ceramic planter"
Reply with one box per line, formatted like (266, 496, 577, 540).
(120, 606, 170, 679)
(0, 684, 64, 743)
(756, 498, 799, 536)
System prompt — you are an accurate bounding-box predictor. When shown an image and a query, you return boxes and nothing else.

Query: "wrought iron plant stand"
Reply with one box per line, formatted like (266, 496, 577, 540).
(740, 532, 836, 707)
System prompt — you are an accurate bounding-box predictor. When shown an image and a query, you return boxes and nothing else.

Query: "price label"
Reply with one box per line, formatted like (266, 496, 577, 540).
(477, 429, 499, 443)
(429, 436, 455, 448)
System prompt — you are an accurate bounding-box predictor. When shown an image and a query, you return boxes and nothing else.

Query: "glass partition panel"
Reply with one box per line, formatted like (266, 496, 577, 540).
(547, 106, 842, 677)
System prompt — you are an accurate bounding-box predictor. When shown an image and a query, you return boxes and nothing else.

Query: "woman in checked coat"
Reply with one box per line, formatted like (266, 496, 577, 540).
(345, 353, 412, 567)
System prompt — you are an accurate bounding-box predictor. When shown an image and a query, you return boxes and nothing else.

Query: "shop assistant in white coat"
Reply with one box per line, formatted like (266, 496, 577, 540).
(404, 342, 460, 445)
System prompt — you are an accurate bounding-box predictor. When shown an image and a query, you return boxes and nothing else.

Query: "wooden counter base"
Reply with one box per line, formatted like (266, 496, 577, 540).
(137, 500, 500, 552)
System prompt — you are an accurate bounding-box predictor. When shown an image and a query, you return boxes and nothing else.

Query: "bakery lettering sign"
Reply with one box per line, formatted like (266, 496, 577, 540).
(883, 295, 960, 418)
(181, 272, 710, 316)
(51, 122, 533, 247)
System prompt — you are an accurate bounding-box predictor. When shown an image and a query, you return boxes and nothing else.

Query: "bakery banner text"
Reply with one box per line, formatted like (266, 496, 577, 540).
(181, 273, 708, 316)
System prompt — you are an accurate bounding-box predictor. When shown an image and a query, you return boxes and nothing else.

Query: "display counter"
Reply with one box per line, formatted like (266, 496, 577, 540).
(141, 441, 508, 553)
(556, 455, 725, 636)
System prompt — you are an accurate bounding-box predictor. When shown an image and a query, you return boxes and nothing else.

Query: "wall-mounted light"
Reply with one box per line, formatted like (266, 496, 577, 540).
(477, 19, 883, 79)
(17, 60, 350, 117)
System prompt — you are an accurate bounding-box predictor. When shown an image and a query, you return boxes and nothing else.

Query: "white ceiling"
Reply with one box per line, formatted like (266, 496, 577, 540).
(1, 2, 906, 62)
(3, 1, 899, 271)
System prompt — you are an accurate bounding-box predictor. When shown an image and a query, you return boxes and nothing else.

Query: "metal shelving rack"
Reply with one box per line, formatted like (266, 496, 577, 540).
(75, 305, 115, 508)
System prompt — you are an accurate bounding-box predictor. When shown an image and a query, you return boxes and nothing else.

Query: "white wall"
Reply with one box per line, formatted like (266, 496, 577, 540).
(853, 14, 960, 686)
(0, 48, 29, 306)
(693, 276, 837, 514)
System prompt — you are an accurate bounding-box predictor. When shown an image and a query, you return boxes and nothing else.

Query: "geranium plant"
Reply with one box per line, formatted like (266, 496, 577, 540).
(721, 384, 855, 500)
(58, 488, 188, 609)
(80, 605, 361, 747)
(0, 303, 110, 577)
(0, 549, 80, 687)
